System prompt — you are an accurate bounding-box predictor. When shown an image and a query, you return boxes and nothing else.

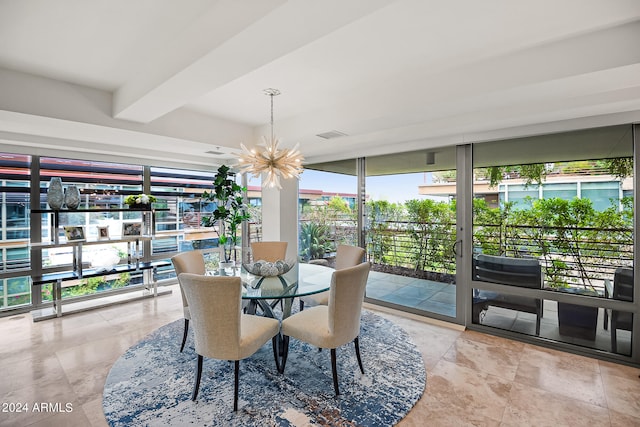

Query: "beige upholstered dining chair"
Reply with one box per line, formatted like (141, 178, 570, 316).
(280, 261, 371, 395)
(299, 244, 366, 311)
(178, 273, 280, 411)
(171, 251, 206, 352)
(250, 241, 288, 262)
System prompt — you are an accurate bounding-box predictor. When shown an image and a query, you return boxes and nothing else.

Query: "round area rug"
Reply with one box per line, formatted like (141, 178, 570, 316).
(103, 311, 426, 426)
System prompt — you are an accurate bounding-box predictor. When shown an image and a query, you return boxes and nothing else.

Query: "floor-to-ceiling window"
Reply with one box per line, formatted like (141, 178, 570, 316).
(470, 125, 635, 359)
(365, 147, 458, 319)
(0, 154, 223, 316)
(0, 153, 31, 310)
(303, 124, 639, 365)
(298, 162, 358, 264)
(305, 147, 460, 321)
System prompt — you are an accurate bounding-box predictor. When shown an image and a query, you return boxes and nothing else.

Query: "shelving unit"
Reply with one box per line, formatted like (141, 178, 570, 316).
(30, 207, 172, 320)
(32, 207, 162, 245)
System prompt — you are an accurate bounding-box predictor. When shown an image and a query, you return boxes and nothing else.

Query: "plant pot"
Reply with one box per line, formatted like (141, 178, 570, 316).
(557, 288, 599, 341)
(219, 261, 234, 276)
(127, 204, 151, 210)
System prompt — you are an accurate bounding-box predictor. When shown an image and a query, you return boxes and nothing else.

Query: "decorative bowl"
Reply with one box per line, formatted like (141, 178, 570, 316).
(242, 259, 296, 277)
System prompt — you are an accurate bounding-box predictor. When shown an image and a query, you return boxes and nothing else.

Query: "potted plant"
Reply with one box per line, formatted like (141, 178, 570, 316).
(124, 193, 157, 209)
(299, 222, 330, 261)
(201, 165, 251, 271)
(556, 286, 599, 341)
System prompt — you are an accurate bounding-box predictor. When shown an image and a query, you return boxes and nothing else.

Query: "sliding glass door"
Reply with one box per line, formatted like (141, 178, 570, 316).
(303, 123, 639, 365)
(469, 125, 637, 360)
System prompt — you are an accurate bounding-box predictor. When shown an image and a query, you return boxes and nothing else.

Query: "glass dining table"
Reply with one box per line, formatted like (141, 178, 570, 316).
(240, 262, 333, 319)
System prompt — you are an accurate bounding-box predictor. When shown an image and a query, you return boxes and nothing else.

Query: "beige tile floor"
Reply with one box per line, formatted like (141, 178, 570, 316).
(1, 284, 640, 427)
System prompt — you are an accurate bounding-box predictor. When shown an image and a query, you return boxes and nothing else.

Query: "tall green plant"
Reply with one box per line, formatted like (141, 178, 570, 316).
(201, 165, 250, 262)
(472, 199, 516, 255)
(366, 200, 403, 265)
(405, 199, 456, 272)
(513, 197, 629, 290)
(299, 222, 330, 261)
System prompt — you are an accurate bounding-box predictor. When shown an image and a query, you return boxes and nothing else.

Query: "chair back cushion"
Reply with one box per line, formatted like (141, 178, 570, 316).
(251, 241, 288, 262)
(171, 251, 206, 309)
(614, 267, 633, 301)
(328, 262, 371, 343)
(474, 254, 542, 289)
(178, 273, 242, 359)
(335, 245, 366, 270)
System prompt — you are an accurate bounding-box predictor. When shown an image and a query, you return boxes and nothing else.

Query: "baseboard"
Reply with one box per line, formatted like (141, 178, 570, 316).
(363, 302, 465, 331)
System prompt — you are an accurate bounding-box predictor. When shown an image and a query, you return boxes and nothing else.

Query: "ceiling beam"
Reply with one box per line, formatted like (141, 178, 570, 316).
(113, 0, 394, 123)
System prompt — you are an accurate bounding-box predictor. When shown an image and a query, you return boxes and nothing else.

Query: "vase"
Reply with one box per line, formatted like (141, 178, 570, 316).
(219, 261, 234, 276)
(47, 177, 64, 210)
(64, 184, 81, 209)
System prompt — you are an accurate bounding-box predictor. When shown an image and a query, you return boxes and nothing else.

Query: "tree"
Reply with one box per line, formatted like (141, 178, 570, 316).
(201, 165, 251, 263)
(484, 163, 549, 188)
(327, 196, 350, 213)
(405, 199, 455, 272)
(484, 157, 633, 188)
(366, 200, 403, 265)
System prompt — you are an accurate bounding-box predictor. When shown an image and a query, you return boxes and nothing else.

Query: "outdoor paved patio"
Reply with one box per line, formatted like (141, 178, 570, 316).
(366, 270, 457, 317)
(365, 270, 632, 356)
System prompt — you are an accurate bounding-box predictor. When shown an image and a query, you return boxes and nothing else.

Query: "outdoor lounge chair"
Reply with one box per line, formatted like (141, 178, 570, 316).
(472, 254, 543, 335)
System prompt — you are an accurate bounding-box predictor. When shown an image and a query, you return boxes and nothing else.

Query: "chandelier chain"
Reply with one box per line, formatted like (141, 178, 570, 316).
(264, 88, 280, 142)
(238, 88, 303, 189)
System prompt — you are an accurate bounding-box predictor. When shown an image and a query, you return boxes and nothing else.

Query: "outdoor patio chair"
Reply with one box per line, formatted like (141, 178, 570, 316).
(607, 266, 633, 353)
(472, 254, 543, 336)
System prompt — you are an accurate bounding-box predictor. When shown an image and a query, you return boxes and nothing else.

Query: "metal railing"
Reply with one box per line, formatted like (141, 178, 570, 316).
(303, 218, 633, 293)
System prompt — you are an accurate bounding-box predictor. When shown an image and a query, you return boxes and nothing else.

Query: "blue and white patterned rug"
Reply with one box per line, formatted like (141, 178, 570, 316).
(103, 311, 426, 426)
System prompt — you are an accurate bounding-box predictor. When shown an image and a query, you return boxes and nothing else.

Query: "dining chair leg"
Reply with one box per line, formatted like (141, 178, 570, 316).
(233, 360, 239, 412)
(299, 299, 305, 311)
(180, 318, 189, 352)
(331, 348, 340, 395)
(279, 335, 290, 374)
(354, 336, 364, 374)
(191, 354, 203, 401)
(271, 336, 280, 373)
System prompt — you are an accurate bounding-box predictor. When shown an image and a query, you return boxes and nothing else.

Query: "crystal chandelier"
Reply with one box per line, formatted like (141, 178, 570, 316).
(238, 88, 304, 189)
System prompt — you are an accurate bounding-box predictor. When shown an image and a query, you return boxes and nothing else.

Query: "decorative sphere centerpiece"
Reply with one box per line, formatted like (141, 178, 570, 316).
(243, 259, 296, 277)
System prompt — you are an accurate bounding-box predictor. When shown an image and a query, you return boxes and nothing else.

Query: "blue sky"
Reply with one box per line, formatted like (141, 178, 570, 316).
(247, 169, 442, 203)
(300, 170, 435, 204)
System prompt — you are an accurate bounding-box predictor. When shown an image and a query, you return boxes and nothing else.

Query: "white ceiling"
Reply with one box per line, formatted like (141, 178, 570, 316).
(0, 0, 639, 170)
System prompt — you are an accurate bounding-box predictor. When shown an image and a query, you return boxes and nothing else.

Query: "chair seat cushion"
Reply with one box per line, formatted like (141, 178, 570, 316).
(612, 311, 633, 330)
(473, 290, 539, 314)
(281, 306, 340, 349)
(301, 290, 329, 306)
(237, 315, 280, 360)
